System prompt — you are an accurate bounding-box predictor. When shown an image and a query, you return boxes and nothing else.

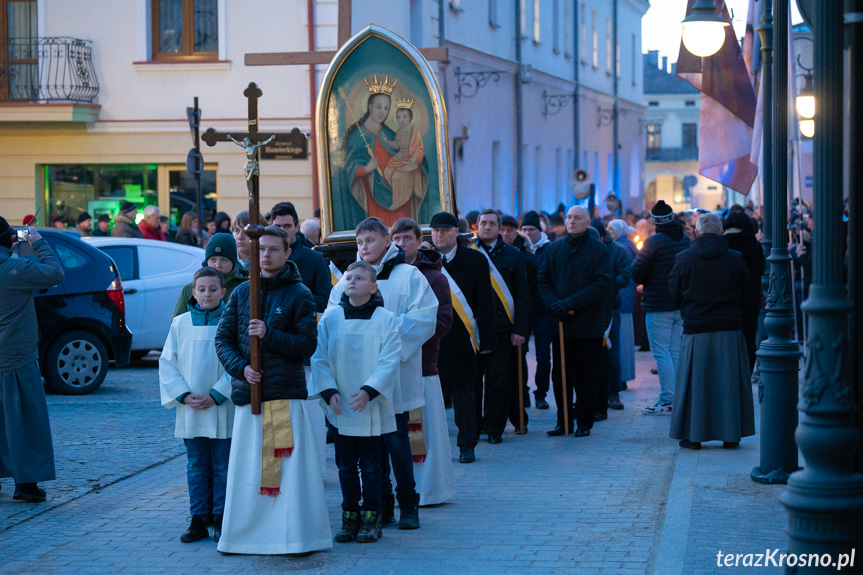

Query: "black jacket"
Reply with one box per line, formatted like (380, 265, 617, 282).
(631, 221, 690, 312)
(289, 232, 331, 313)
(512, 235, 543, 316)
(723, 231, 765, 298)
(538, 232, 612, 338)
(215, 261, 318, 405)
(607, 239, 633, 311)
(440, 242, 497, 353)
(669, 234, 750, 334)
(174, 227, 199, 247)
(475, 237, 530, 338)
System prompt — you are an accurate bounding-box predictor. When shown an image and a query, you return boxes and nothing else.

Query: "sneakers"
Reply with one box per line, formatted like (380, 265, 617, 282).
(397, 493, 420, 530)
(356, 511, 382, 543)
(608, 393, 624, 410)
(641, 402, 672, 415)
(334, 510, 361, 542)
(458, 447, 476, 463)
(180, 515, 209, 543)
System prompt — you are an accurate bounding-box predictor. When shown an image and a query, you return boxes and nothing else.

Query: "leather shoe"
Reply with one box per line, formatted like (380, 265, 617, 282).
(546, 426, 568, 437)
(722, 441, 739, 449)
(12, 484, 46, 503)
(679, 439, 701, 450)
(535, 398, 550, 409)
(513, 426, 528, 435)
(488, 434, 502, 444)
(594, 412, 608, 422)
(574, 427, 591, 437)
(458, 447, 476, 463)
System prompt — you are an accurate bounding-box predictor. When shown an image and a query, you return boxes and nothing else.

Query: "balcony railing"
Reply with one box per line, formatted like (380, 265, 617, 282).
(0, 37, 99, 103)
(646, 146, 699, 162)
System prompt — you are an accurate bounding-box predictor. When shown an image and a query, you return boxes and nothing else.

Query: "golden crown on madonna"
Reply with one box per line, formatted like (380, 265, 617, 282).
(365, 75, 397, 95)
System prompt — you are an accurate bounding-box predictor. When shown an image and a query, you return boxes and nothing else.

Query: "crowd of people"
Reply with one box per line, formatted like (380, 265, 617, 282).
(1, 196, 775, 555)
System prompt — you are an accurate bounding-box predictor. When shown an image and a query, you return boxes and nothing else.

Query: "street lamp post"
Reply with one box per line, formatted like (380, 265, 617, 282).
(780, 0, 863, 564)
(751, 0, 801, 485)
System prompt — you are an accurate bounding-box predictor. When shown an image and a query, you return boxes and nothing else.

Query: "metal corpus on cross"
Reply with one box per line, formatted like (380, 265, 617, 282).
(202, 82, 307, 415)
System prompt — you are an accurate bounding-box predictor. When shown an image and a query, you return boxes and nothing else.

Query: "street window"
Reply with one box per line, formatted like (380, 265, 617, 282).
(552, 0, 560, 53)
(606, 18, 612, 74)
(151, 0, 218, 61)
(682, 123, 698, 148)
(647, 124, 662, 152)
(100, 246, 137, 282)
(53, 240, 92, 270)
(533, 0, 540, 44)
(591, 10, 598, 69)
(168, 168, 217, 226)
(564, 1, 572, 58)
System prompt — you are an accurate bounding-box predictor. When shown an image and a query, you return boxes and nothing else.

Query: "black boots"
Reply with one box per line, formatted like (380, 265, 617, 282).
(212, 514, 223, 543)
(13, 483, 46, 503)
(356, 510, 382, 543)
(180, 515, 209, 542)
(397, 493, 420, 530)
(381, 494, 396, 525)
(334, 510, 361, 542)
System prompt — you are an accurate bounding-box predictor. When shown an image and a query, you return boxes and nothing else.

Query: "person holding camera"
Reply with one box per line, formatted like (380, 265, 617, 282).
(0, 217, 65, 502)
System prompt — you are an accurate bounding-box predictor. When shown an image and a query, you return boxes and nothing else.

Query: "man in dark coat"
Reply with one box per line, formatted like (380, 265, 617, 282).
(500, 214, 536, 427)
(538, 206, 612, 437)
(0, 219, 64, 503)
(519, 210, 552, 409)
(668, 213, 755, 449)
(472, 209, 530, 444)
(631, 200, 690, 415)
(270, 202, 331, 313)
(430, 212, 497, 463)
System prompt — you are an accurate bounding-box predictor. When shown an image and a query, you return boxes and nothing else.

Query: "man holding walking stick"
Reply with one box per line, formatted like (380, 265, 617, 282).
(538, 206, 612, 438)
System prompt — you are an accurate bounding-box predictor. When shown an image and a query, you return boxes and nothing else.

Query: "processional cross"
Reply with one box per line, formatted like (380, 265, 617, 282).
(202, 82, 307, 415)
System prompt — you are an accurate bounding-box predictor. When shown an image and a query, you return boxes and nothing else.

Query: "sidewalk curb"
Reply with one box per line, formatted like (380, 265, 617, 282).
(653, 448, 698, 575)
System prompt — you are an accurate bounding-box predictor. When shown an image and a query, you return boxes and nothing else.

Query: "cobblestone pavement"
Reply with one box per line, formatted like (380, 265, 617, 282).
(0, 351, 790, 574)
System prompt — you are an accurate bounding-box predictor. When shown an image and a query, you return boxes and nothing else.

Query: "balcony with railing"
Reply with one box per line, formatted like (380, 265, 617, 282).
(0, 37, 100, 122)
(646, 146, 699, 162)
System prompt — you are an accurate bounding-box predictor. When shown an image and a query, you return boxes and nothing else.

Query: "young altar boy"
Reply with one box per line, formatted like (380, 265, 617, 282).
(159, 266, 233, 544)
(327, 217, 438, 529)
(310, 261, 401, 543)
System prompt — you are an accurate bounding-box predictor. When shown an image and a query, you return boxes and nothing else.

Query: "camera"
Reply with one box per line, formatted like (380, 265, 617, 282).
(16, 229, 29, 243)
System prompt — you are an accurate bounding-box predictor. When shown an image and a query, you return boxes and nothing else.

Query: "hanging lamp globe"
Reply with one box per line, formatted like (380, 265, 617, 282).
(795, 74, 815, 119)
(681, 0, 729, 58)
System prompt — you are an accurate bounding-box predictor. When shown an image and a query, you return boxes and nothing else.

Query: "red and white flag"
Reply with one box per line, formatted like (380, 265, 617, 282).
(676, 0, 758, 195)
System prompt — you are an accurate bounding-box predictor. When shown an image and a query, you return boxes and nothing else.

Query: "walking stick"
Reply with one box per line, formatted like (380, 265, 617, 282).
(517, 343, 525, 434)
(558, 321, 570, 437)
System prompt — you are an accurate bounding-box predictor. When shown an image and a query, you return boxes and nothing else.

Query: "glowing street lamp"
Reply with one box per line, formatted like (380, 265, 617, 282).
(681, 0, 729, 58)
(796, 72, 815, 138)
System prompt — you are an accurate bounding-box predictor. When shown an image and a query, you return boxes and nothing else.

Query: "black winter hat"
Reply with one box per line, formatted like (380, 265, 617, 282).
(78, 212, 92, 224)
(430, 212, 458, 228)
(521, 210, 541, 229)
(651, 200, 675, 225)
(501, 215, 519, 228)
(120, 201, 136, 213)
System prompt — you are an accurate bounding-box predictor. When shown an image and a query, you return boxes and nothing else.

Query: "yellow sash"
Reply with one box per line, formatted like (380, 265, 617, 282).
(260, 399, 294, 497)
(408, 408, 427, 463)
(329, 260, 342, 286)
(470, 240, 515, 324)
(440, 266, 480, 352)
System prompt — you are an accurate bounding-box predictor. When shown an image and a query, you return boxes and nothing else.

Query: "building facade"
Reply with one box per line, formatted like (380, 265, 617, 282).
(0, 0, 648, 227)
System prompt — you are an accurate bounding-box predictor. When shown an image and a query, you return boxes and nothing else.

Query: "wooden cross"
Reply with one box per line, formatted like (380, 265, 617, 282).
(202, 81, 307, 416)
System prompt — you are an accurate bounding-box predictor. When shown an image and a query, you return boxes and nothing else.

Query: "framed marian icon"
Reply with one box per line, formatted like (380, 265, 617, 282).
(316, 25, 454, 243)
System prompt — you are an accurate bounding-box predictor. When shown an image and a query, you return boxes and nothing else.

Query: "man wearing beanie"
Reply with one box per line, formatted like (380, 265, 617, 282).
(520, 210, 552, 409)
(173, 233, 248, 317)
(631, 200, 690, 415)
(111, 201, 143, 238)
(76, 212, 93, 237)
(0, 217, 65, 502)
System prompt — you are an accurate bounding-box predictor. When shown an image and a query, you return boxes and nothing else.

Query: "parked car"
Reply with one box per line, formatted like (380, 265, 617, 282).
(82, 237, 206, 359)
(14, 228, 132, 394)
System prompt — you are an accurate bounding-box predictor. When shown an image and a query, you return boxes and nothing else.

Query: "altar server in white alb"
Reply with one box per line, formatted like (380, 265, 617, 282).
(328, 217, 438, 529)
(159, 266, 234, 544)
(310, 261, 401, 544)
(391, 217, 455, 507)
(214, 225, 331, 555)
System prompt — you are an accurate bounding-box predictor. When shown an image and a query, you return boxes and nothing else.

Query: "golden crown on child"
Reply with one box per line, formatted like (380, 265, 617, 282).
(396, 98, 414, 109)
(365, 75, 397, 95)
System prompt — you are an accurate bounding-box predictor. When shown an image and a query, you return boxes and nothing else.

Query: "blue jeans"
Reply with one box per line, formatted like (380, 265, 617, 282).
(184, 437, 231, 516)
(380, 411, 417, 497)
(530, 312, 553, 399)
(644, 311, 683, 405)
(334, 431, 382, 512)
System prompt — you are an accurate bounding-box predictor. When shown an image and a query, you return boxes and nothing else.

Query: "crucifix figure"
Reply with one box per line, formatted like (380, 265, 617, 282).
(202, 82, 307, 415)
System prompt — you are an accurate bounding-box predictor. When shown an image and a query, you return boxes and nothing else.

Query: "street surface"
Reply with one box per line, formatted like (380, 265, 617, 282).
(0, 351, 788, 574)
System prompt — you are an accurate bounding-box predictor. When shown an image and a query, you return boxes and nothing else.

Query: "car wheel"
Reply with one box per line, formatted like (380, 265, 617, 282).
(44, 331, 109, 395)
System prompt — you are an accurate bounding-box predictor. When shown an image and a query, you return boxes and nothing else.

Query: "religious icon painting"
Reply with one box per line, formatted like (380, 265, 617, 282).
(316, 25, 454, 242)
